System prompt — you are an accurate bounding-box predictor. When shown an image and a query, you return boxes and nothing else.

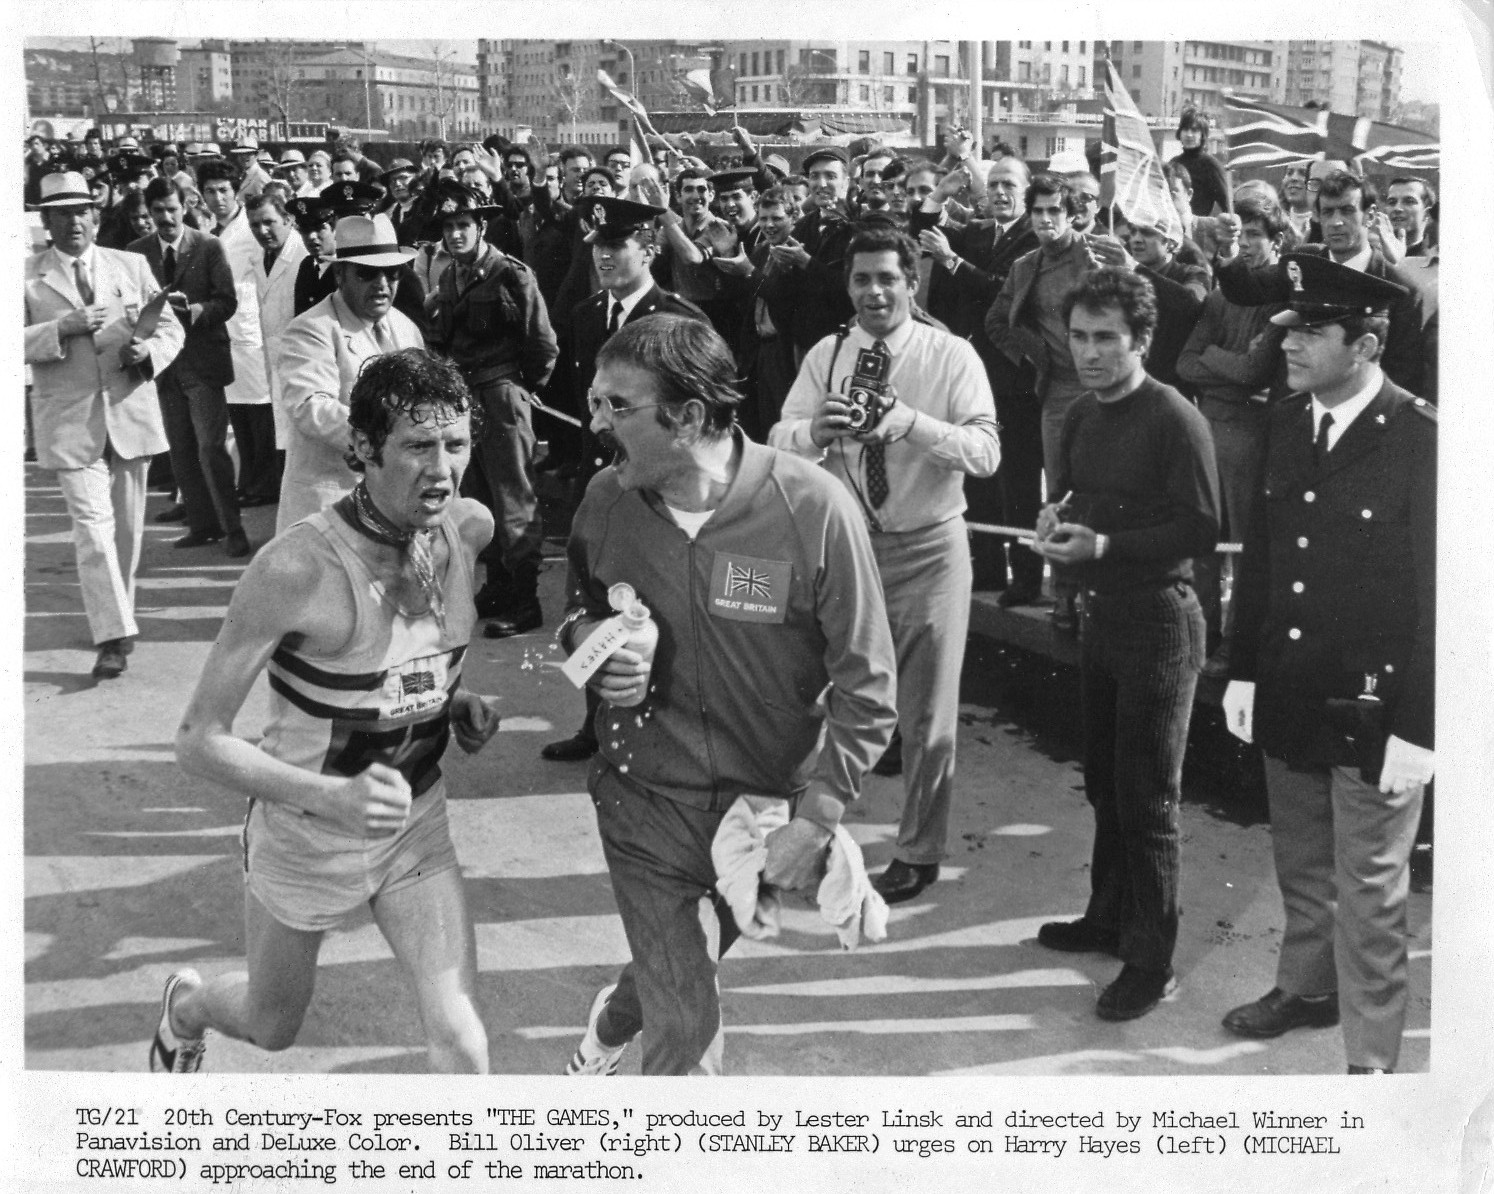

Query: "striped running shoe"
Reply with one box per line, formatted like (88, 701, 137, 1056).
(149, 970, 207, 1073)
(564, 984, 630, 1075)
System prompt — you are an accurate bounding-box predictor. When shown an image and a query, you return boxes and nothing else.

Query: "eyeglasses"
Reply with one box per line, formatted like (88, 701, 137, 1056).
(1072, 192, 1101, 205)
(586, 391, 667, 418)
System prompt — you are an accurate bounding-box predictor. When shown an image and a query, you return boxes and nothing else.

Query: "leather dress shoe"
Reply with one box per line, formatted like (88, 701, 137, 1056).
(173, 530, 224, 549)
(997, 585, 1042, 609)
(483, 601, 543, 638)
(154, 503, 188, 524)
(1036, 918, 1121, 956)
(1347, 1065, 1391, 1074)
(872, 859, 939, 905)
(92, 639, 128, 680)
(224, 528, 253, 558)
(1222, 987, 1339, 1038)
(1050, 598, 1079, 637)
(541, 732, 599, 762)
(1096, 964, 1177, 1021)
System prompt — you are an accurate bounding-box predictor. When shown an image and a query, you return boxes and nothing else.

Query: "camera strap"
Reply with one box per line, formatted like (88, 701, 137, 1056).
(825, 324, 884, 534)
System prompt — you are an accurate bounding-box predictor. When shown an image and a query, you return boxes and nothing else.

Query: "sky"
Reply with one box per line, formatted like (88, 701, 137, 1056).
(26, 36, 1441, 104)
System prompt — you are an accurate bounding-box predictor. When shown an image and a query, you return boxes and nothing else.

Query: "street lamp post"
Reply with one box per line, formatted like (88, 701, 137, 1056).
(362, 48, 373, 134)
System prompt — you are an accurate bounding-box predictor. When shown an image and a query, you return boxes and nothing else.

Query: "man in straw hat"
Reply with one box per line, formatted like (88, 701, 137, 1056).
(24, 171, 185, 680)
(275, 212, 424, 532)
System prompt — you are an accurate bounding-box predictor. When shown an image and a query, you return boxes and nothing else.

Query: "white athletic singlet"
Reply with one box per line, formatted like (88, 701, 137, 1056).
(259, 507, 478, 800)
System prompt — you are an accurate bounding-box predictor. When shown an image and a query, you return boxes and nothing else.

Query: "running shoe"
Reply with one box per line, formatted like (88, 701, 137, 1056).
(565, 983, 630, 1075)
(149, 970, 207, 1073)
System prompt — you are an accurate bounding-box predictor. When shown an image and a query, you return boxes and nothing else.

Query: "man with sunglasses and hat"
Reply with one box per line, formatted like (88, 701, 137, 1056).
(25, 171, 186, 679)
(426, 180, 558, 639)
(539, 194, 709, 763)
(294, 182, 428, 332)
(1220, 254, 1435, 1074)
(275, 212, 424, 532)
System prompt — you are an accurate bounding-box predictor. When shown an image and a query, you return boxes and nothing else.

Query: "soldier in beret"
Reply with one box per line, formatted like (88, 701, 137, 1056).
(1221, 254, 1436, 1074)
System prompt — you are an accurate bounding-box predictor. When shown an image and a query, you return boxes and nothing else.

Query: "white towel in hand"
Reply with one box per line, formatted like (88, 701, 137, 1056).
(711, 795, 888, 950)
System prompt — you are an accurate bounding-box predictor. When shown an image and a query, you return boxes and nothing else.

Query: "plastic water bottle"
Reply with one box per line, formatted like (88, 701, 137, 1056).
(609, 597, 658, 709)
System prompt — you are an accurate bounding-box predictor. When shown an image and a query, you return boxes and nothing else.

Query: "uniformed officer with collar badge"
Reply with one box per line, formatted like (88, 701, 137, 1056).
(1221, 253, 1435, 1074)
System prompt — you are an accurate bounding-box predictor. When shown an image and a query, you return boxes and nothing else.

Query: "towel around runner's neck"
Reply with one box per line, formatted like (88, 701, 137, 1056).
(335, 482, 446, 633)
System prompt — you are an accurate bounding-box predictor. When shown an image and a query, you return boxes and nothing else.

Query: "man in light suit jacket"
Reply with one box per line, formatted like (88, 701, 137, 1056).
(128, 176, 249, 557)
(248, 190, 309, 503)
(25, 172, 186, 680)
(275, 214, 424, 533)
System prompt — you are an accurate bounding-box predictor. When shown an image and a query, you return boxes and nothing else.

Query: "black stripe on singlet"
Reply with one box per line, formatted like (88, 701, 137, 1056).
(323, 712, 452, 798)
(269, 643, 468, 692)
(268, 671, 383, 721)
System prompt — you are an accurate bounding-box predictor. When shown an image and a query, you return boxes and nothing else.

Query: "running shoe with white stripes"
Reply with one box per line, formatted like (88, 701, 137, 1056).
(149, 970, 207, 1073)
(565, 983, 631, 1075)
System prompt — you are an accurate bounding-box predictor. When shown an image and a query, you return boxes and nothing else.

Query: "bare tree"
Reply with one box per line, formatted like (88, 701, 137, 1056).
(779, 64, 836, 108)
(111, 40, 138, 112)
(262, 41, 302, 125)
(427, 42, 461, 140)
(552, 63, 584, 145)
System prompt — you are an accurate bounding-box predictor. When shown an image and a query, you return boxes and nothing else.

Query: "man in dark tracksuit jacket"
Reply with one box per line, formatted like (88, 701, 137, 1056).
(560, 314, 896, 1075)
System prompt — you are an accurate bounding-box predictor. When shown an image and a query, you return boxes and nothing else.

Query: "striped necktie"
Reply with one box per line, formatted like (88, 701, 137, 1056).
(862, 340, 891, 508)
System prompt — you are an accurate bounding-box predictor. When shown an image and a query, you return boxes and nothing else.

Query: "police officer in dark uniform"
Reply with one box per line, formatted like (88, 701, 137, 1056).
(540, 194, 709, 762)
(1221, 254, 1435, 1074)
(426, 181, 559, 639)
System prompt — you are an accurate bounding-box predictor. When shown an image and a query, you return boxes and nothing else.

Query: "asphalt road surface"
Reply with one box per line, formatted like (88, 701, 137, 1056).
(23, 468, 1430, 1076)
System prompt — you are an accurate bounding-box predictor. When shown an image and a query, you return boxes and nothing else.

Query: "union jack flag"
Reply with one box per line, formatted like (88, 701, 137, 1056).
(726, 562, 773, 600)
(1223, 95, 1440, 173)
(400, 671, 436, 697)
(1099, 58, 1183, 244)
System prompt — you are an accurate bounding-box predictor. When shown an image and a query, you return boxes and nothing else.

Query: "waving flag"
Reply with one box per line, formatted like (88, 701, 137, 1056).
(597, 68, 656, 164)
(1100, 58, 1182, 243)
(1223, 95, 1440, 173)
(679, 69, 718, 114)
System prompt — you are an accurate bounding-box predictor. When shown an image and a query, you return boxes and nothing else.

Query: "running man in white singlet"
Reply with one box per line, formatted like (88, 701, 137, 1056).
(157, 349, 500, 1073)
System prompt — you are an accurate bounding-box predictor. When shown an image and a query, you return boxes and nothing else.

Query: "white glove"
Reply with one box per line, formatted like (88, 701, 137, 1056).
(1222, 680, 1255, 743)
(1378, 734, 1434, 794)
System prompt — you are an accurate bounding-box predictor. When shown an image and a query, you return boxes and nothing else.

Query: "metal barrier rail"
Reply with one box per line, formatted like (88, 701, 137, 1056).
(968, 521, 1242, 554)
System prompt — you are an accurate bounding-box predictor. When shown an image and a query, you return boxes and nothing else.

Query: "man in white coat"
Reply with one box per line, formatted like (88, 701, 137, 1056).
(247, 190, 308, 502)
(24, 172, 186, 680)
(275, 213, 423, 532)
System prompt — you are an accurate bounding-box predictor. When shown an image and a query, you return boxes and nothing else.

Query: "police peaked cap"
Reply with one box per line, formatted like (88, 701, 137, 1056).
(1269, 252, 1408, 328)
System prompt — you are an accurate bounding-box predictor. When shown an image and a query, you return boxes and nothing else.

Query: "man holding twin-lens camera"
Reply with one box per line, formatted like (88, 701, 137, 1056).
(772, 224, 1000, 905)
